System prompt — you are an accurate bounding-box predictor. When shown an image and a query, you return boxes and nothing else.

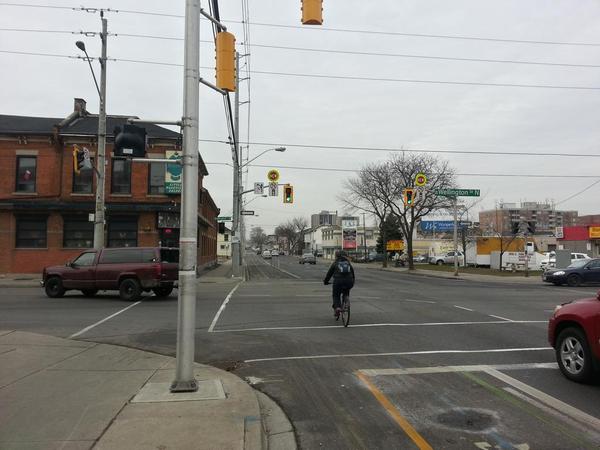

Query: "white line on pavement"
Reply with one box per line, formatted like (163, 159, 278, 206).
(271, 265, 301, 279)
(69, 301, 142, 339)
(359, 362, 558, 376)
(488, 314, 514, 322)
(403, 299, 437, 304)
(244, 347, 553, 363)
(213, 319, 546, 333)
(208, 282, 241, 333)
(453, 305, 474, 311)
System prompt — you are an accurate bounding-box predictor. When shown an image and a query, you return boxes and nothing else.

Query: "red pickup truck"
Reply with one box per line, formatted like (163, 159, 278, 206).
(42, 247, 178, 301)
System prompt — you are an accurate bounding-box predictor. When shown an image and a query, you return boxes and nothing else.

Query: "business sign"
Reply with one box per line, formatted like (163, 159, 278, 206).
(435, 188, 480, 197)
(589, 227, 600, 239)
(555, 226, 564, 239)
(341, 219, 358, 250)
(165, 150, 182, 194)
(386, 240, 405, 251)
(420, 221, 470, 232)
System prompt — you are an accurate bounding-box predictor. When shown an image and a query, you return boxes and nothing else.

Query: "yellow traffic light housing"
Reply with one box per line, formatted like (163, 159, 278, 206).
(403, 188, 415, 207)
(73, 147, 80, 175)
(215, 31, 236, 92)
(283, 184, 294, 204)
(301, 0, 323, 25)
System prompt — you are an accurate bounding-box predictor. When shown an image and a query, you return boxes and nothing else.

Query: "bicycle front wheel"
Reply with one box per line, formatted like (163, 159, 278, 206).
(341, 294, 350, 327)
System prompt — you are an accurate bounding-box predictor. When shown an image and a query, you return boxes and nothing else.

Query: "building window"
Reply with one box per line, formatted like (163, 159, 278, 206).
(111, 159, 131, 194)
(73, 159, 94, 193)
(15, 156, 37, 192)
(15, 216, 46, 248)
(224, 234, 229, 242)
(63, 216, 94, 248)
(107, 216, 138, 247)
(148, 163, 165, 194)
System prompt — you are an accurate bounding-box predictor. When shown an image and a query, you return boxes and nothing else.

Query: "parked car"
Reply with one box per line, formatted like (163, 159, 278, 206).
(299, 253, 316, 265)
(271, 249, 279, 257)
(315, 251, 323, 257)
(368, 252, 384, 262)
(414, 254, 428, 263)
(262, 250, 272, 259)
(429, 251, 464, 265)
(542, 258, 600, 286)
(548, 290, 600, 383)
(41, 247, 179, 301)
(541, 252, 590, 270)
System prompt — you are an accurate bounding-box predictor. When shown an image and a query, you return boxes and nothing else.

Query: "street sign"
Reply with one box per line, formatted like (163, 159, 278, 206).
(415, 173, 427, 187)
(241, 210, 254, 216)
(435, 188, 480, 197)
(253, 182, 264, 195)
(268, 182, 279, 197)
(217, 216, 232, 222)
(267, 169, 280, 183)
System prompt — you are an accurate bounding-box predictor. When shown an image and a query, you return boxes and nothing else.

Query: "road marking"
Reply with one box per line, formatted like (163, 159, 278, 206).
(488, 314, 513, 322)
(208, 282, 241, 333)
(69, 301, 142, 339)
(244, 347, 552, 363)
(403, 299, 437, 304)
(271, 265, 301, 279)
(214, 319, 546, 333)
(453, 305, 474, 311)
(360, 362, 557, 377)
(237, 294, 273, 297)
(356, 371, 433, 450)
(485, 367, 600, 431)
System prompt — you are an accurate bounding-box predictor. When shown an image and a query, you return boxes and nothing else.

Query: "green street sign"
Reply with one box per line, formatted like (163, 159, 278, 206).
(217, 216, 232, 222)
(435, 188, 480, 197)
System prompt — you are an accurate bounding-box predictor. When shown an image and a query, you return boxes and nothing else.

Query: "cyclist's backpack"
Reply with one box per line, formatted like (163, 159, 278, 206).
(336, 260, 352, 276)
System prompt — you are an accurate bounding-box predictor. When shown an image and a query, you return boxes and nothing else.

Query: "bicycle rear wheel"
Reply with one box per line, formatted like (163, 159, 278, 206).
(341, 294, 350, 327)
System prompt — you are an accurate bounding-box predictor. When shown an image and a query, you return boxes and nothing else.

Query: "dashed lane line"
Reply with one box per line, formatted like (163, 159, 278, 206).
(453, 305, 474, 311)
(489, 314, 514, 322)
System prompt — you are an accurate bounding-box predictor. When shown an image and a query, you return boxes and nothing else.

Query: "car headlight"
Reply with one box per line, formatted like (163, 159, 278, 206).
(553, 271, 565, 276)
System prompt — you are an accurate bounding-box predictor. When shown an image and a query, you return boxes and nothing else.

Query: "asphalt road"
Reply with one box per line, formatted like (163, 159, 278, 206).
(2, 255, 599, 449)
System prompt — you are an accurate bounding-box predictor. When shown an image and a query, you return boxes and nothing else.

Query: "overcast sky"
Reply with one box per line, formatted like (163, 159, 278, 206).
(2, 0, 600, 233)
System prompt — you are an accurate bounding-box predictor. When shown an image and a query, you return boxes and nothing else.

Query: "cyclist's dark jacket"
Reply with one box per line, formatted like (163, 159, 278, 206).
(324, 256, 355, 289)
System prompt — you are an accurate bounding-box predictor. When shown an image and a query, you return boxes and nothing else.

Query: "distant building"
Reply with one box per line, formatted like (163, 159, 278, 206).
(556, 225, 600, 257)
(317, 224, 379, 259)
(310, 210, 337, 228)
(217, 226, 231, 259)
(479, 202, 578, 236)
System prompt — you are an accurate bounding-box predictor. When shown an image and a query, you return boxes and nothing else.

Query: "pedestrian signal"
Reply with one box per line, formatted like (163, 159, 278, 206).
(215, 31, 236, 92)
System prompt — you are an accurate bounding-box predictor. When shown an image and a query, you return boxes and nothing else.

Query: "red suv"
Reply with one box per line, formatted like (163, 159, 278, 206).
(548, 290, 600, 383)
(42, 247, 179, 301)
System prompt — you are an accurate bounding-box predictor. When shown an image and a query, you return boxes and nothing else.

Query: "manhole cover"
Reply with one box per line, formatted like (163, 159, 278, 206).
(436, 408, 496, 432)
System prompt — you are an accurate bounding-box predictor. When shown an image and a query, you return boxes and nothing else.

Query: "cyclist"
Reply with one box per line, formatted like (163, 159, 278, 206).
(323, 250, 355, 317)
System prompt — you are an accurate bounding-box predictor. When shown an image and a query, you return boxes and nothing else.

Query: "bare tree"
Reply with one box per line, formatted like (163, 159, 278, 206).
(384, 153, 456, 270)
(249, 226, 268, 251)
(274, 217, 309, 255)
(340, 161, 393, 267)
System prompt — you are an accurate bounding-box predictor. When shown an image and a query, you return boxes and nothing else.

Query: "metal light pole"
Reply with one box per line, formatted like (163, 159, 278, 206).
(75, 11, 107, 249)
(231, 52, 242, 277)
(171, 0, 200, 393)
(453, 197, 459, 276)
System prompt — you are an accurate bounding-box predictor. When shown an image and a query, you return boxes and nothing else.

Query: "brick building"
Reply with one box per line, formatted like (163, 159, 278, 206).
(479, 202, 578, 236)
(0, 98, 219, 274)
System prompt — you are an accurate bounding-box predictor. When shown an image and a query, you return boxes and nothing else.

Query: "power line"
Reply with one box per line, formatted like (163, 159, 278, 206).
(556, 178, 600, 204)
(2, 2, 600, 47)
(4, 49, 600, 91)
(204, 161, 600, 179)
(199, 139, 600, 158)
(4, 27, 600, 70)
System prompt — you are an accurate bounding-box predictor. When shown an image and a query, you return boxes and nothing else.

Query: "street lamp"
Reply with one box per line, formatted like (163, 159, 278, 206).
(75, 12, 108, 250)
(241, 146, 286, 168)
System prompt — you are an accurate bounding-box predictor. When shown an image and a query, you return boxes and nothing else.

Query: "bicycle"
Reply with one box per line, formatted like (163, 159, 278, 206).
(336, 291, 350, 327)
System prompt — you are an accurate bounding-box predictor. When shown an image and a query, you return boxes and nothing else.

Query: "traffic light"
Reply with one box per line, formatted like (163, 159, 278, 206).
(511, 222, 520, 235)
(301, 0, 323, 25)
(72, 146, 91, 174)
(527, 221, 536, 234)
(283, 184, 294, 204)
(403, 188, 415, 207)
(114, 124, 147, 158)
(215, 31, 236, 92)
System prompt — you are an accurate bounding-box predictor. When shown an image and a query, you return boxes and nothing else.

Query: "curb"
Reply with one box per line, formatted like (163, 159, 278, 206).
(255, 391, 297, 450)
(379, 267, 543, 284)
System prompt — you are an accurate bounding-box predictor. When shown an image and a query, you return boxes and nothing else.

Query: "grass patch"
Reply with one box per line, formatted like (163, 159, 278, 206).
(416, 263, 543, 277)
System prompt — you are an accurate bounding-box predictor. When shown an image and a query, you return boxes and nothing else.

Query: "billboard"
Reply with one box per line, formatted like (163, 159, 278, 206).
(165, 150, 182, 194)
(386, 240, 405, 251)
(342, 219, 358, 250)
(589, 227, 600, 239)
(420, 220, 469, 232)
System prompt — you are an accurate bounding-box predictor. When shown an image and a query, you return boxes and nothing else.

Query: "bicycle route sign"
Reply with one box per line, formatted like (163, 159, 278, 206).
(435, 188, 480, 197)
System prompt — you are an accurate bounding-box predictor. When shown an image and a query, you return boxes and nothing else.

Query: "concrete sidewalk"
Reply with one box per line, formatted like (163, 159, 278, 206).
(360, 263, 544, 284)
(0, 330, 295, 450)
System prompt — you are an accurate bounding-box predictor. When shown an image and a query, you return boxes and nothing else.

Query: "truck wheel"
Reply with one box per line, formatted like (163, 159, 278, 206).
(81, 289, 98, 297)
(436, 260, 444, 265)
(152, 285, 173, 298)
(556, 327, 594, 383)
(567, 274, 582, 287)
(45, 277, 65, 298)
(119, 278, 142, 301)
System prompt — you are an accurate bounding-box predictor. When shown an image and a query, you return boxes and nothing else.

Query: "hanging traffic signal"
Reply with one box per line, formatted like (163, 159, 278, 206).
(73, 146, 91, 174)
(301, 0, 323, 25)
(215, 31, 236, 92)
(114, 124, 147, 158)
(403, 188, 415, 207)
(283, 184, 294, 204)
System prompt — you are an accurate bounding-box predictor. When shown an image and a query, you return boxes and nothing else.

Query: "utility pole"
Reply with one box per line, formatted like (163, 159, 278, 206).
(453, 197, 459, 276)
(362, 212, 367, 261)
(93, 12, 108, 249)
(171, 0, 200, 393)
(231, 51, 241, 277)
